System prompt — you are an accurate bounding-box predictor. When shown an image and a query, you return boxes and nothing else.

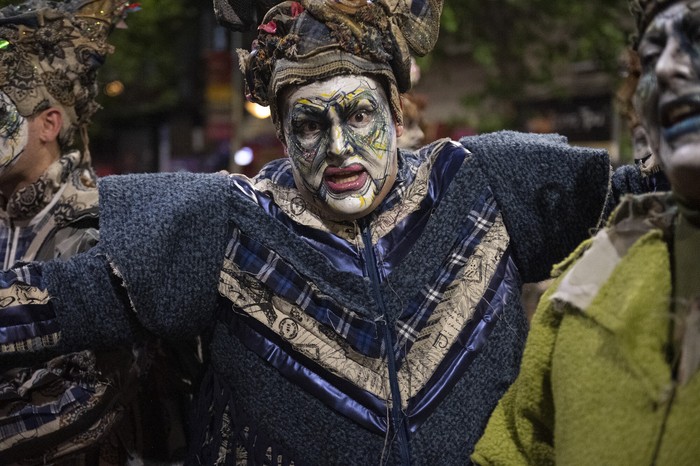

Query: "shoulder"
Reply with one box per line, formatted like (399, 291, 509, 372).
(459, 130, 570, 151)
(459, 130, 608, 166)
(550, 192, 675, 312)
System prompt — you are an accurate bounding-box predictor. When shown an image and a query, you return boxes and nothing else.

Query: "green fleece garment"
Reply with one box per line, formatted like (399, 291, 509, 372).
(472, 194, 700, 466)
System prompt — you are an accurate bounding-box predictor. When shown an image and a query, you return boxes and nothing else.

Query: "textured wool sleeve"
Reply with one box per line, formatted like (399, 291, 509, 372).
(0, 249, 137, 368)
(460, 131, 611, 283)
(470, 279, 564, 466)
(607, 164, 646, 216)
(0, 172, 248, 360)
(24, 172, 237, 355)
(43, 247, 141, 351)
(90, 172, 236, 340)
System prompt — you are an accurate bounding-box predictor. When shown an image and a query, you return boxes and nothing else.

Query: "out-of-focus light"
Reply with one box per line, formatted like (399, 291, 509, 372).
(234, 146, 254, 166)
(104, 80, 124, 97)
(245, 101, 271, 119)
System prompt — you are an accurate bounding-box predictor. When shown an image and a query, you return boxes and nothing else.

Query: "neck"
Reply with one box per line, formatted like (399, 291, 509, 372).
(0, 144, 62, 200)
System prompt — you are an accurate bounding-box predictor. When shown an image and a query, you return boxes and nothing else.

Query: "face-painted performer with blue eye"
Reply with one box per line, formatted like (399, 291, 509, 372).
(0, 1, 620, 464)
(473, 1, 700, 464)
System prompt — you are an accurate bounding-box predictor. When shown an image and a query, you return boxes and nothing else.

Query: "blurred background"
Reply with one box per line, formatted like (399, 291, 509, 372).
(0, 0, 636, 176)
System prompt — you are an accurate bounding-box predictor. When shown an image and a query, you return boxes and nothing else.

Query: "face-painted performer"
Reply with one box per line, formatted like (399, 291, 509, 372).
(0, 1, 616, 464)
(473, 1, 700, 464)
(613, 47, 671, 196)
(282, 75, 399, 219)
(636, 0, 700, 205)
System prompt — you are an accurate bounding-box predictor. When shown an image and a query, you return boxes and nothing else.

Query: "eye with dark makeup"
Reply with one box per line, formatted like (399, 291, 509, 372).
(347, 106, 375, 129)
(681, 10, 700, 46)
(292, 116, 325, 141)
(638, 28, 665, 73)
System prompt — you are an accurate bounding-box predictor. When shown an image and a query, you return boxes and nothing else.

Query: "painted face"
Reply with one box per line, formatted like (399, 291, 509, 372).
(0, 91, 29, 174)
(282, 75, 398, 220)
(636, 1, 700, 206)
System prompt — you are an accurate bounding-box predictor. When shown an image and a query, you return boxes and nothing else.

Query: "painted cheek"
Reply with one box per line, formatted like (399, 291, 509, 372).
(637, 74, 659, 127)
(0, 120, 28, 168)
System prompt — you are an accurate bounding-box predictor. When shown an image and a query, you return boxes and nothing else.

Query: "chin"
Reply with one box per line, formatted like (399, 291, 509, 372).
(665, 142, 700, 173)
(321, 203, 374, 222)
(661, 143, 700, 207)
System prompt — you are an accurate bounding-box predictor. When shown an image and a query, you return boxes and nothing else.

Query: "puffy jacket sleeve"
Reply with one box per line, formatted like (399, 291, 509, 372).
(460, 131, 610, 283)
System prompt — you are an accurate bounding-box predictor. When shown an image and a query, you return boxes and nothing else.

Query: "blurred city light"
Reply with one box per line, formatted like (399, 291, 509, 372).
(104, 80, 125, 97)
(233, 146, 254, 166)
(245, 101, 271, 119)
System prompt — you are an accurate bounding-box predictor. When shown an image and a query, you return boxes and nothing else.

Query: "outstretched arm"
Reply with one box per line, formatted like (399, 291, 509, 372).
(460, 131, 610, 283)
(1, 172, 237, 365)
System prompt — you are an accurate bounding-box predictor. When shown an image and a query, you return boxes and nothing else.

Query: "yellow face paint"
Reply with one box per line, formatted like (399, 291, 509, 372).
(283, 75, 398, 220)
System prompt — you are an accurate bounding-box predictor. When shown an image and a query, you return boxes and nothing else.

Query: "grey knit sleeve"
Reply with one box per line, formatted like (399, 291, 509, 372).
(85, 172, 235, 339)
(460, 131, 611, 282)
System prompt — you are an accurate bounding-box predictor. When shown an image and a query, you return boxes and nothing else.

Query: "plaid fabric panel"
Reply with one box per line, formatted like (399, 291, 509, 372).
(0, 263, 58, 353)
(393, 190, 499, 359)
(223, 187, 498, 361)
(0, 385, 90, 438)
(224, 230, 385, 358)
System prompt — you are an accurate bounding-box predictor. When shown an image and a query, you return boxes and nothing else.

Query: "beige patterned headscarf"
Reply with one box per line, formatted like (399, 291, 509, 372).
(0, 0, 137, 151)
(233, 0, 443, 139)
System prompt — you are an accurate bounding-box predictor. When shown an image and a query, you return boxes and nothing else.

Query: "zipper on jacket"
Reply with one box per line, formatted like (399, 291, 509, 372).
(361, 220, 412, 465)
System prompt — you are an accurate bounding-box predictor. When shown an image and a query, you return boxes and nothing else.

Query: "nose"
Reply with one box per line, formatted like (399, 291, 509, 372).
(656, 36, 695, 86)
(328, 123, 351, 158)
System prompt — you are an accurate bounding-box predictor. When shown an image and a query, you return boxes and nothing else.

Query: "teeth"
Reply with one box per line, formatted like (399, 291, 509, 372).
(669, 104, 694, 125)
(332, 173, 360, 184)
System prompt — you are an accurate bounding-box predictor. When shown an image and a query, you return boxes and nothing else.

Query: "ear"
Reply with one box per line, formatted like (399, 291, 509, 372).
(395, 123, 404, 138)
(37, 108, 63, 143)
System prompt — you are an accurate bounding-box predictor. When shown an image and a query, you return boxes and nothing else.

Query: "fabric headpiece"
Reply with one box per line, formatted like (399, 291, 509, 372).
(0, 0, 138, 148)
(629, 0, 683, 47)
(228, 0, 443, 139)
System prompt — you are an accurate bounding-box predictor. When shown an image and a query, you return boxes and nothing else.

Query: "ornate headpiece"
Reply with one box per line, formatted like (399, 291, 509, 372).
(223, 0, 443, 139)
(629, 0, 683, 47)
(0, 0, 139, 148)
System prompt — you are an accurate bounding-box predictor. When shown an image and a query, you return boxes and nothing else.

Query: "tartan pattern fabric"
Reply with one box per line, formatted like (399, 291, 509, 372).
(223, 188, 497, 360)
(393, 190, 498, 359)
(0, 263, 57, 353)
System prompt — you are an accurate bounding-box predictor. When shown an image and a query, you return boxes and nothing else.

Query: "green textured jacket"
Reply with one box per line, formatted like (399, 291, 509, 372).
(472, 192, 700, 466)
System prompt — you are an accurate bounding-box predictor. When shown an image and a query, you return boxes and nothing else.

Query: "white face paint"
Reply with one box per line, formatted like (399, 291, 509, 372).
(0, 91, 29, 175)
(282, 75, 398, 220)
(636, 1, 700, 206)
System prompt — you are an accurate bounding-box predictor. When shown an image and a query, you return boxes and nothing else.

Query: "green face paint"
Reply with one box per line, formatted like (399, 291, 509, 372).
(282, 75, 398, 220)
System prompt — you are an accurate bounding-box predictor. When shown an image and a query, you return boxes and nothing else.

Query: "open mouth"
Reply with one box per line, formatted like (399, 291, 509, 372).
(660, 95, 700, 141)
(323, 164, 368, 193)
